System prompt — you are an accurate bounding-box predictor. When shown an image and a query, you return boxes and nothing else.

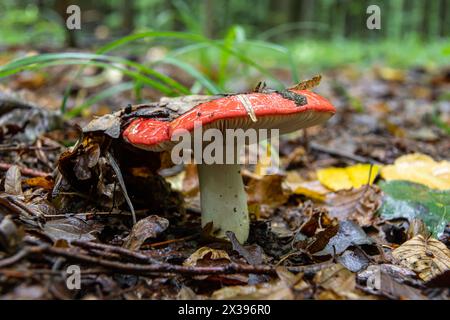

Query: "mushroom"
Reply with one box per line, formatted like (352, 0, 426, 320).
(123, 89, 335, 243)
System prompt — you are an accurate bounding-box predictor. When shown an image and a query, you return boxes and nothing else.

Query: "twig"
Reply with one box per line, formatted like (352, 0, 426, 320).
(0, 162, 50, 177)
(106, 151, 136, 224)
(70, 240, 160, 264)
(309, 142, 382, 164)
(37, 244, 332, 276)
(0, 245, 45, 268)
(0, 145, 60, 152)
(142, 234, 198, 248)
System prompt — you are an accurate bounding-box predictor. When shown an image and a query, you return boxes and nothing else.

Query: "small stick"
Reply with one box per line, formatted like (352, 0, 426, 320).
(0, 162, 50, 177)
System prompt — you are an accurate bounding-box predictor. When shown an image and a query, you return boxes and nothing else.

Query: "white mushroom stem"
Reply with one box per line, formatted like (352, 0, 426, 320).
(197, 163, 249, 243)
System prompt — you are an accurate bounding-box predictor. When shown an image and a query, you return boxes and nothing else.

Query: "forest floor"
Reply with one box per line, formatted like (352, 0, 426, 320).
(0, 48, 449, 299)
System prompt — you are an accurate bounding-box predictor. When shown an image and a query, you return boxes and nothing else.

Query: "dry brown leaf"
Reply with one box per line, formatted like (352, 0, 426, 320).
(211, 280, 294, 300)
(392, 235, 450, 281)
(4, 165, 22, 195)
(123, 215, 169, 250)
(289, 75, 322, 90)
(43, 218, 102, 242)
(183, 247, 231, 267)
(324, 185, 383, 226)
(24, 176, 54, 190)
(247, 174, 289, 207)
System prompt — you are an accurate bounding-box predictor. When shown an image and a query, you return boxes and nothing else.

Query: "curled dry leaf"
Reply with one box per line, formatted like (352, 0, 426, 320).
(324, 184, 383, 226)
(123, 215, 169, 251)
(4, 165, 22, 195)
(183, 247, 231, 267)
(392, 235, 450, 281)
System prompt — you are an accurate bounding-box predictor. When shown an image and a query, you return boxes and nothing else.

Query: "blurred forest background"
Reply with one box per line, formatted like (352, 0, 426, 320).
(1, 0, 449, 65)
(0, 0, 449, 116)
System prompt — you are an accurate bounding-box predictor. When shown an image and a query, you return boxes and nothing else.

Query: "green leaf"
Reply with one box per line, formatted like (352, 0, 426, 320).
(379, 180, 450, 236)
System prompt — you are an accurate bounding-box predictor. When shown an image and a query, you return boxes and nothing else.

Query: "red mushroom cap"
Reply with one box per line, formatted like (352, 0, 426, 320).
(123, 90, 335, 151)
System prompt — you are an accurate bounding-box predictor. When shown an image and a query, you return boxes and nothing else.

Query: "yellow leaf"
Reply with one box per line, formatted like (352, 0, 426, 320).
(285, 171, 329, 201)
(392, 235, 450, 281)
(317, 164, 380, 191)
(381, 153, 450, 190)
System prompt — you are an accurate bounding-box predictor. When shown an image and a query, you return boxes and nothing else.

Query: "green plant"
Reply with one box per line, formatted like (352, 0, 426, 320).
(0, 28, 296, 118)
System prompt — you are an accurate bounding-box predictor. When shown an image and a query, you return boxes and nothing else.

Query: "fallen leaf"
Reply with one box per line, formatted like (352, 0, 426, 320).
(375, 66, 405, 82)
(336, 249, 370, 273)
(83, 114, 121, 138)
(285, 172, 329, 201)
(379, 180, 450, 236)
(247, 174, 288, 207)
(375, 271, 427, 300)
(317, 164, 380, 191)
(299, 209, 336, 237)
(381, 153, 450, 190)
(289, 75, 322, 90)
(392, 235, 450, 281)
(211, 280, 293, 300)
(226, 231, 264, 265)
(24, 176, 54, 190)
(44, 217, 102, 242)
(307, 224, 340, 254)
(314, 264, 362, 299)
(324, 185, 383, 226)
(0, 215, 24, 252)
(4, 165, 22, 195)
(314, 220, 374, 256)
(123, 215, 169, 250)
(183, 247, 231, 267)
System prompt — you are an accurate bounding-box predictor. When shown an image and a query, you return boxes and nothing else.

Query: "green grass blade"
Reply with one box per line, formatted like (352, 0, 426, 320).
(161, 56, 221, 94)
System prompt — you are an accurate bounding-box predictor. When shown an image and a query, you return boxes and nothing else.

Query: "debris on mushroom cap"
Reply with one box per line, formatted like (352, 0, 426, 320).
(123, 89, 336, 151)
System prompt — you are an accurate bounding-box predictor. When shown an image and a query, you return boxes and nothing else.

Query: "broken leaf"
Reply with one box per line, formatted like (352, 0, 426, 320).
(123, 215, 169, 250)
(317, 164, 380, 191)
(392, 235, 450, 282)
(380, 153, 450, 190)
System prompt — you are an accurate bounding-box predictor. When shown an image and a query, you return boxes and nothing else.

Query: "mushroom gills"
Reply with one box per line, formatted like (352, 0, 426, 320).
(197, 163, 249, 243)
